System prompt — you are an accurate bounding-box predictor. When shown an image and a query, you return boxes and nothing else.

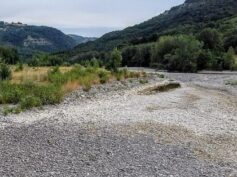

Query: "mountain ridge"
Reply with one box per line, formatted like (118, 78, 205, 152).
(0, 21, 77, 57)
(69, 0, 237, 56)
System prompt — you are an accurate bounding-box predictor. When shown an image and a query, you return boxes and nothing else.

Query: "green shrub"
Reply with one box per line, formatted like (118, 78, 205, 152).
(0, 65, 139, 114)
(0, 64, 11, 80)
(139, 79, 149, 84)
(15, 63, 24, 72)
(114, 71, 124, 81)
(98, 70, 110, 84)
(225, 80, 237, 86)
(223, 47, 235, 70)
(19, 96, 42, 110)
(0, 81, 22, 104)
(157, 74, 165, 78)
(82, 81, 92, 92)
(0, 81, 63, 113)
(121, 68, 129, 78)
(2, 106, 14, 116)
(0, 46, 19, 64)
(107, 48, 122, 72)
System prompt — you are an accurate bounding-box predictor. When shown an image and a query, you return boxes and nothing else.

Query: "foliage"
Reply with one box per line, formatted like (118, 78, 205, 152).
(0, 64, 143, 114)
(98, 70, 110, 84)
(225, 80, 237, 86)
(151, 35, 203, 72)
(0, 81, 63, 110)
(29, 53, 64, 66)
(14, 62, 24, 72)
(223, 47, 236, 70)
(122, 43, 153, 67)
(0, 63, 11, 80)
(224, 29, 237, 53)
(68, 0, 237, 56)
(0, 46, 19, 64)
(107, 48, 122, 72)
(198, 28, 223, 50)
(139, 79, 149, 84)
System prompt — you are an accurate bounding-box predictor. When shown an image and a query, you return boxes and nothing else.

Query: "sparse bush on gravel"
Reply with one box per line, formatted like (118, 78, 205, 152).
(0, 81, 63, 114)
(0, 64, 142, 114)
(19, 96, 42, 110)
(225, 80, 237, 86)
(139, 79, 149, 84)
(98, 70, 110, 84)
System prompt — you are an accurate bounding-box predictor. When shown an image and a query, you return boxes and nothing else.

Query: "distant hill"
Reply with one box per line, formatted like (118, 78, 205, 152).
(68, 34, 97, 45)
(69, 0, 237, 55)
(0, 21, 77, 57)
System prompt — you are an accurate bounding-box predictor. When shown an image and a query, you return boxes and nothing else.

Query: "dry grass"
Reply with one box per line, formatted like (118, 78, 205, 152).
(63, 81, 81, 93)
(11, 66, 72, 84)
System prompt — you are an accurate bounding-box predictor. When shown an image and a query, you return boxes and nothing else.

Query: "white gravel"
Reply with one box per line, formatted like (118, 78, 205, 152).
(0, 73, 237, 176)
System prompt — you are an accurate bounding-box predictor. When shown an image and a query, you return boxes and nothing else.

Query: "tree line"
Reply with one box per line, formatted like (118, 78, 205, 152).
(122, 28, 237, 72)
(0, 28, 236, 73)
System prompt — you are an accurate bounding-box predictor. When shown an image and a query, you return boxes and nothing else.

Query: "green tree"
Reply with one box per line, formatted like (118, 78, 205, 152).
(151, 35, 202, 72)
(198, 28, 223, 50)
(108, 48, 122, 72)
(0, 63, 11, 80)
(224, 30, 237, 53)
(0, 46, 19, 64)
(224, 47, 235, 70)
(90, 57, 100, 68)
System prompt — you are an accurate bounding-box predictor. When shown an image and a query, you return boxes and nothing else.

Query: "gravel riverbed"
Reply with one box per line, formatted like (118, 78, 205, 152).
(0, 73, 237, 177)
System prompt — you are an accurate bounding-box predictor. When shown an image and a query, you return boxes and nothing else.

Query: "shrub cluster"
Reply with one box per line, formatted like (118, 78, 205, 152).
(0, 81, 62, 112)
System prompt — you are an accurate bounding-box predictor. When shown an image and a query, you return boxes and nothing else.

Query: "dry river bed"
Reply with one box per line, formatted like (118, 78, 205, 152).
(0, 73, 236, 177)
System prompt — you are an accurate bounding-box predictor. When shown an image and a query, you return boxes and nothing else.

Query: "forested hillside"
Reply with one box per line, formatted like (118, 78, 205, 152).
(0, 22, 77, 57)
(62, 0, 237, 72)
(69, 0, 237, 54)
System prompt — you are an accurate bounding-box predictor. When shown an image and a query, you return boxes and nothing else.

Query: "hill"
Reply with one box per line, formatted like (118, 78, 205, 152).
(0, 22, 77, 57)
(69, 0, 237, 56)
(68, 34, 97, 45)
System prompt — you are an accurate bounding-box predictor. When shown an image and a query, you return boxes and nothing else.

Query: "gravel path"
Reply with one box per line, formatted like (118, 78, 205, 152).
(0, 73, 237, 177)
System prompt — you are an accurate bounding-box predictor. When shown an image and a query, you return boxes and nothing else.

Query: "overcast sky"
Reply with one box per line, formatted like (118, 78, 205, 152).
(0, 0, 184, 37)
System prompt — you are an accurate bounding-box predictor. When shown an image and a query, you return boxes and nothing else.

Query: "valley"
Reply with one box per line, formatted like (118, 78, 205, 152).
(0, 0, 237, 176)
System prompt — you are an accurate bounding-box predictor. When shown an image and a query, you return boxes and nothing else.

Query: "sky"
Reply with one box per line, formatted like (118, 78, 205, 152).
(0, 0, 185, 37)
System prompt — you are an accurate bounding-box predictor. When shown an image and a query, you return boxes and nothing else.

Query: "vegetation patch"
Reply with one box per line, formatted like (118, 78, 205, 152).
(138, 81, 181, 95)
(225, 80, 237, 86)
(0, 63, 143, 114)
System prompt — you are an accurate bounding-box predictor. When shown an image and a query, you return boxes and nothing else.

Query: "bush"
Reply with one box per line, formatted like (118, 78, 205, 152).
(82, 78, 92, 92)
(223, 47, 235, 70)
(0, 65, 139, 113)
(98, 70, 110, 84)
(0, 81, 63, 111)
(19, 96, 42, 110)
(114, 71, 124, 81)
(0, 46, 19, 64)
(0, 64, 11, 80)
(15, 62, 24, 72)
(107, 48, 122, 72)
(139, 79, 148, 84)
